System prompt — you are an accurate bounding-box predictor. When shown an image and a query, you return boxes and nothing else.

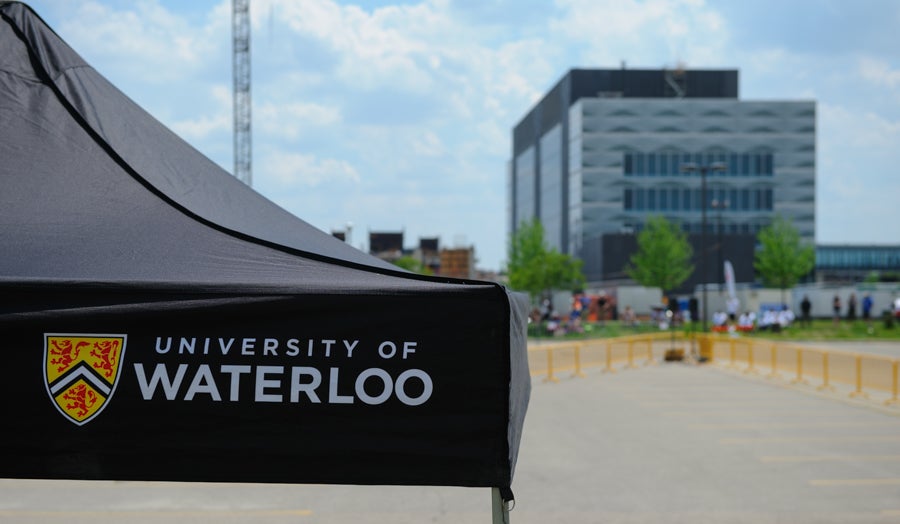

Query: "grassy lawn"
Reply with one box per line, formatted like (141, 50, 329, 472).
(529, 316, 900, 342)
(747, 317, 900, 341)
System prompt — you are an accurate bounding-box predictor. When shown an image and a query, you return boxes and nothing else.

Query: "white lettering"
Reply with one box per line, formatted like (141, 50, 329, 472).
(134, 363, 188, 400)
(203, 338, 210, 355)
(255, 366, 283, 402)
(155, 337, 172, 354)
(328, 367, 354, 404)
(402, 341, 417, 359)
(355, 368, 392, 405)
(263, 338, 279, 356)
(395, 369, 433, 406)
(242, 338, 256, 355)
(286, 339, 300, 357)
(344, 339, 358, 358)
(219, 338, 234, 355)
(290, 367, 322, 403)
(184, 364, 221, 401)
(179, 338, 196, 355)
(378, 341, 397, 359)
(133, 359, 434, 406)
(322, 339, 335, 357)
(221, 364, 251, 401)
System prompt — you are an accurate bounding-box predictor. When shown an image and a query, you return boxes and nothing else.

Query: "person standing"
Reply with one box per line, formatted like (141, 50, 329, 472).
(726, 296, 740, 325)
(801, 295, 812, 327)
(832, 294, 841, 325)
(847, 293, 857, 321)
(862, 294, 874, 321)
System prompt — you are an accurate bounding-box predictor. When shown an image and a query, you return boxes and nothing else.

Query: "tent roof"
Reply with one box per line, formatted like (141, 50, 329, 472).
(0, 1, 491, 296)
(0, 4, 530, 492)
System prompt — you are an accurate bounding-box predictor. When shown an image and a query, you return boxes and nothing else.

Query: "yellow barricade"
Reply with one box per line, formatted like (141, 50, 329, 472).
(527, 332, 685, 381)
(709, 335, 900, 405)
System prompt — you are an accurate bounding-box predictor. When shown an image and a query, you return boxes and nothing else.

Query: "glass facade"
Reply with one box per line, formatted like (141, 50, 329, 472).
(514, 147, 535, 227)
(623, 187, 773, 211)
(816, 246, 900, 270)
(624, 151, 774, 177)
(568, 108, 583, 256)
(509, 69, 816, 284)
(539, 125, 563, 250)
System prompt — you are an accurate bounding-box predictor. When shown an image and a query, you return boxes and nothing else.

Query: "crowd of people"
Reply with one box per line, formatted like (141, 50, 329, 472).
(529, 291, 897, 337)
(712, 304, 796, 332)
(828, 292, 877, 324)
(530, 293, 617, 336)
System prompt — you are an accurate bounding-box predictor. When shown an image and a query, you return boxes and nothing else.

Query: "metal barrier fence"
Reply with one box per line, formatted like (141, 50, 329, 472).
(707, 336, 900, 406)
(527, 332, 687, 382)
(529, 333, 900, 407)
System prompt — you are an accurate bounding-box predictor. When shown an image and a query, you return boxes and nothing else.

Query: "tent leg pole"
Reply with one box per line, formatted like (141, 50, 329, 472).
(491, 487, 510, 524)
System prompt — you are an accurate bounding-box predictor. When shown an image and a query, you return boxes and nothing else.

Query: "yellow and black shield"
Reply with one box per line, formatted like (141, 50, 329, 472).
(43, 334, 127, 426)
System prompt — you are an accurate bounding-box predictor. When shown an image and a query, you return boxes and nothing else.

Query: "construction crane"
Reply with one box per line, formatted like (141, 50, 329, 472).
(232, 0, 251, 186)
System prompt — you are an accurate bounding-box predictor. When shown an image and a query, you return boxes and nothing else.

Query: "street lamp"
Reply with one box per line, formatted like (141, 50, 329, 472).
(681, 161, 726, 333)
(711, 198, 729, 292)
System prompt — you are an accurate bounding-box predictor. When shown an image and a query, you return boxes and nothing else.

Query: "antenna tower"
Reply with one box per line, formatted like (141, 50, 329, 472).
(232, 0, 252, 186)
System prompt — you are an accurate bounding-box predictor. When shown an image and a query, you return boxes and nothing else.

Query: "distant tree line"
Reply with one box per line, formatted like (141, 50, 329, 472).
(506, 215, 815, 329)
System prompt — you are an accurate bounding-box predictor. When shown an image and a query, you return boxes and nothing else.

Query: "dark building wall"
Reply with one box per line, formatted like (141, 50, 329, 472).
(369, 232, 404, 254)
(513, 68, 738, 156)
(599, 232, 757, 293)
(419, 237, 439, 252)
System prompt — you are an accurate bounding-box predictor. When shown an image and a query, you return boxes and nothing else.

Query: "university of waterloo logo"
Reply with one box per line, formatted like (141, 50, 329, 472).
(43, 334, 127, 426)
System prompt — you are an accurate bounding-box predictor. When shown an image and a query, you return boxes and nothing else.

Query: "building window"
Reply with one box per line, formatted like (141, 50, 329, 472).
(659, 189, 669, 210)
(672, 189, 681, 211)
(636, 188, 645, 210)
(624, 153, 633, 175)
(680, 153, 692, 175)
(624, 189, 633, 210)
(647, 189, 656, 210)
(729, 153, 739, 176)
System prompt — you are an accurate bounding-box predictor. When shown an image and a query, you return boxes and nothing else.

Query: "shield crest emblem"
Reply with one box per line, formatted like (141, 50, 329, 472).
(44, 334, 127, 426)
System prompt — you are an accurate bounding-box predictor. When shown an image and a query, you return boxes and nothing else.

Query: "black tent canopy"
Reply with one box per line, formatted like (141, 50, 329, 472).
(0, 1, 529, 495)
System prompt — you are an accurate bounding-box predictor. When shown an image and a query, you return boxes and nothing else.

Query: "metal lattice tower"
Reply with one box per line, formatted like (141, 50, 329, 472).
(232, 0, 252, 186)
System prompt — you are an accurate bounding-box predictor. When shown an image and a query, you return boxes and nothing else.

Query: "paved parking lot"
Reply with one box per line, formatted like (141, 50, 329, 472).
(3, 361, 900, 523)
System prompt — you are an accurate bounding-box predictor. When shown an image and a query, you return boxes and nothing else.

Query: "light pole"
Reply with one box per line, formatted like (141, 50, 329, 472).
(681, 162, 726, 333)
(711, 199, 729, 292)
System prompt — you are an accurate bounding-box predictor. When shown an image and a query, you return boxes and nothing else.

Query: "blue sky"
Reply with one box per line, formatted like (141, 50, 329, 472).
(23, 0, 900, 271)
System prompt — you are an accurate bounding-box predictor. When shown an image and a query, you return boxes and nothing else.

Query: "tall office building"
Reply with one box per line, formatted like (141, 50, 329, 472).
(509, 68, 816, 286)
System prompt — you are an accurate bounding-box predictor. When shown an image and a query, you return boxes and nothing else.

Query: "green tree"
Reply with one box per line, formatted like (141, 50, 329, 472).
(391, 255, 433, 275)
(625, 216, 693, 294)
(507, 218, 585, 303)
(754, 216, 815, 304)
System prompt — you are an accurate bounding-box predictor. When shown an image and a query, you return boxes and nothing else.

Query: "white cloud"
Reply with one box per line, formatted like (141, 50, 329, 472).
(859, 57, 900, 89)
(170, 112, 230, 141)
(168, 84, 231, 139)
(411, 131, 445, 157)
(257, 0, 438, 91)
(57, 0, 227, 83)
(261, 152, 361, 188)
(820, 103, 900, 150)
(256, 102, 342, 140)
(550, 0, 729, 67)
(27, 0, 900, 267)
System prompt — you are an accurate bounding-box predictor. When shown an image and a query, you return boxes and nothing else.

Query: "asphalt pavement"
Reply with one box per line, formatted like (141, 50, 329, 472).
(3, 358, 900, 523)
